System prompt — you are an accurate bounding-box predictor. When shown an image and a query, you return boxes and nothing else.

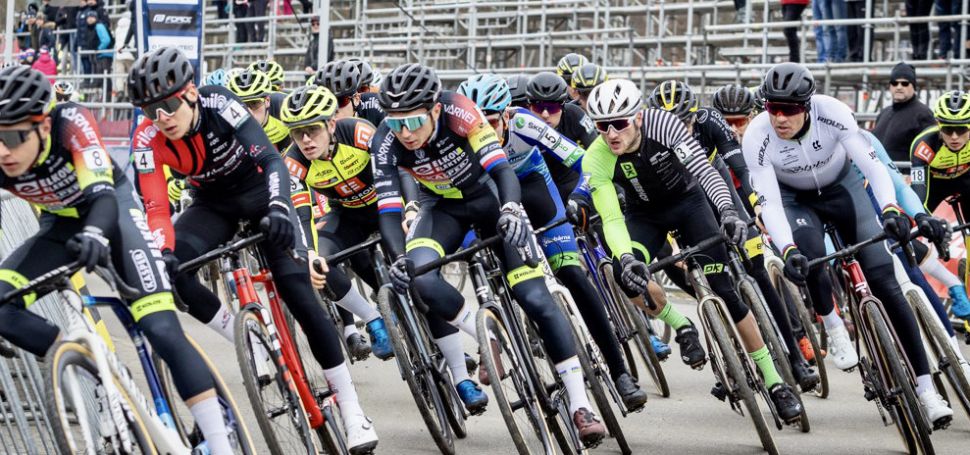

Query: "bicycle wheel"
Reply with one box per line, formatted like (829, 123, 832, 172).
(478, 306, 553, 454)
(701, 300, 778, 455)
(151, 350, 192, 444)
(865, 299, 936, 455)
(909, 289, 970, 423)
(377, 287, 455, 455)
(767, 259, 829, 399)
(234, 308, 318, 455)
(46, 341, 156, 454)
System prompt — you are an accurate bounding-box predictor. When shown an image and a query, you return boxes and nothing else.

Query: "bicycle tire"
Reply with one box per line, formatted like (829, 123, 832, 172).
(767, 259, 829, 399)
(477, 307, 553, 455)
(909, 288, 970, 424)
(377, 287, 455, 455)
(865, 299, 936, 455)
(702, 300, 778, 455)
(150, 350, 191, 444)
(234, 308, 318, 455)
(46, 341, 157, 455)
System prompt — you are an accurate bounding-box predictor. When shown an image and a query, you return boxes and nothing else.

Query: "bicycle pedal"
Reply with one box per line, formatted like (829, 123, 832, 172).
(710, 382, 728, 402)
(863, 387, 878, 402)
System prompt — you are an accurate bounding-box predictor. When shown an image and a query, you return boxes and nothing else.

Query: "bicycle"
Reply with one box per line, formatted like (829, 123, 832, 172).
(6, 260, 256, 454)
(647, 231, 780, 455)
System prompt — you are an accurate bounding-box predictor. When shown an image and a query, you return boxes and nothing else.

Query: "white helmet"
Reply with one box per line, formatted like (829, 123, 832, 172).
(370, 68, 383, 88)
(587, 79, 643, 120)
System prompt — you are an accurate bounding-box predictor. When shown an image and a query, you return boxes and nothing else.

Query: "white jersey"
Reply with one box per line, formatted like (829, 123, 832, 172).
(742, 94, 897, 250)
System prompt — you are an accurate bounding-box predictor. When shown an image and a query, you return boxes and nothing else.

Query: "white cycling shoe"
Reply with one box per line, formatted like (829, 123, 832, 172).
(826, 325, 859, 370)
(345, 413, 378, 455)
(918, 389, 953, 429)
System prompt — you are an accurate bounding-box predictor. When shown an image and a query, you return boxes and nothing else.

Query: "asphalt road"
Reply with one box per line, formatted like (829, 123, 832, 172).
(99, 283, 969, 455)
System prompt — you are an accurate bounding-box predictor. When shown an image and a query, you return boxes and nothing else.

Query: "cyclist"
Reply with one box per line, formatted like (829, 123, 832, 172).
(556, 52, 589, 92)
(348, 58, 386, 125)
(712, 83, 757, 140)
(227, 68, 291, 152)
(249, 59, 285, 92)
(910, 90, 970, 320)
(570, 62, 608, 111)
(369, 68, 382, 93)
(0, 66, 236, 453)
(204, 68, 230, 87)
(459, 73, 648, 411)
(372, 63, 608, 444)
(526, 72, 598, 201)
(128, 47, 380, 451)
(742, 62, 953, 427)
(581, 78, 804, 422)
(314, 60, 364, 121)
(506, 74, 531, 109)
(649, 79, 820, 392)
(52, 80, 74, 103)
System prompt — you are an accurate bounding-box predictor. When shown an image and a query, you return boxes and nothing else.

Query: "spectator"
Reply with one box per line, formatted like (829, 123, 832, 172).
(872, 62, 936, 162)
(304, 17, 336, 74)
(816, 0, 848, 62)
(114, 6, 135, 100)
(19, 48, 36, 66)
(249, 0, 268, 42)
(215, 0, 229, 20)
(122, 0, 135, 50)
(812, 0, 827, 62)
(18, 12, 38, 49)
(54, 3, 78, 54)
(42, 0, 58, 23)
(906, 0, 933, 59)
(33, 14, 56, 53)
(845, 0, 865, 61)
(734, 0, 748, 23)
(32, 46, 57, 83)
(79, 10, 99, 85)
(781, 0, 808, 62)
(936, 0, 965, 58)
(89, 10, 114, 92)
(234, 0, 253, 43)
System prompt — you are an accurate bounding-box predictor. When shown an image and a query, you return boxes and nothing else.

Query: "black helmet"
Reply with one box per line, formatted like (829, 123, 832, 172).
(348, 58, 374, 88)
(712, 84, 756, 115)
(506, 74, 531, 106)
(378, 63, 441, 112)
(761, 62, 816, 104)
(315, 60, 361, 98)
(0, 66, 52, 125)
(527, 72, 568, 103)
(752, 86, 766, 113)
(648, 80, 698, 122)
(128, 47, 195, 106)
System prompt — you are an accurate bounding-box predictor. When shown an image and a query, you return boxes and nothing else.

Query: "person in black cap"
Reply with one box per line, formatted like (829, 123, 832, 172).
(872, 62, 936, 163)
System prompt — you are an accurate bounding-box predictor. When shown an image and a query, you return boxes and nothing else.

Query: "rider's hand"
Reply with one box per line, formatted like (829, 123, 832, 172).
(782, 247, 810, 286)
(881, 205, 912, 243)
(497, 201, 530, 248)
(166, 177, 185, 204)
(619, 253, 651, 295)
(161, 249, 180, 278)
(720, 209, 747, 248)
(261, 202, 295, 250)
(389, 255, 412, 294)
(566, 197, 592, 232)
(307, 250, 328, 289)
(914, 213, 948, 244)
(67, 227, 110, 272)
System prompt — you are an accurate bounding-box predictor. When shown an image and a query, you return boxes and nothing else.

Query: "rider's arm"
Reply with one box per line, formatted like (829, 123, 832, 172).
(284, 153, 318, 251)
(464, 106, 520, 205)
(671, 125, 735, 215)
(909, 128, 936, 207)
(741, 123, 797, 253)
(863, 130, 926, 216)
(67, 106, 119, 237)
(512, 109, 585, 173)
(709, 110, 756, 207)
(841, 123, 898, 212)
(132, 121, 177, 251)
(583, 137, 639, 259)
(372, 127, 407, 258)
(236, 105, 293, 211)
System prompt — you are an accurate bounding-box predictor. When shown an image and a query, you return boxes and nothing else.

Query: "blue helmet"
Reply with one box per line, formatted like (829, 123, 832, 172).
(457, 74, 511, 114)
(205, 68, 229, 87)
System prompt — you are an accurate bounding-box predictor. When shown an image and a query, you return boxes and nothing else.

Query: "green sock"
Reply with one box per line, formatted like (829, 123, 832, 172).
(750, 346, 783, 388)
(657, 304, 690, 330)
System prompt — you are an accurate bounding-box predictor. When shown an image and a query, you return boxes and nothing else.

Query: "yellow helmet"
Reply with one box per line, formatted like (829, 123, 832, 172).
(933, 91, 970, 125)
(556, 53, 588, 79)
(228, 69, 272, 101)
(249, 60, 284, 89)
(280, 85, 338, 128)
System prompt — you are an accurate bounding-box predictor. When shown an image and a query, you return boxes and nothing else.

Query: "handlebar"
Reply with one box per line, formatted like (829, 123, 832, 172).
(323, 235, 382, 267)
(178, 233, 265, 274)
(806, 226, 925, 270)
(646, 233, 726, 274)
(0, 259, 140, 306)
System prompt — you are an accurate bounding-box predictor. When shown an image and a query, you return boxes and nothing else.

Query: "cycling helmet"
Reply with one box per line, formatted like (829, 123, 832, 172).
(457, 74, 511, 114)
(128, 47, 195, 107)
(370, 68, 383, 89)
(280, 85, 339, 128)
(204, 68, 229, 87)
(933, 91, 970, 125)
(571, 63, 608, 90)
(249, 60, 284, 89)
(378, 63, 441, 112)
(53, 80, 75, 98)
(526, 72, 568, 103)
(556, 53, 589, 79)
(587, 79, 643, 121)
(349, 58, 374, 88)
(314, 60, 361, 98)
(712, 84, 755, 115)
(761, 62, 816, 104)
(228, 69, 273, 102)
(506, 74, 531, 106)
(0, 66, 53, 125)
(751, 86, 766, 114)
(648, 80, 698, 122)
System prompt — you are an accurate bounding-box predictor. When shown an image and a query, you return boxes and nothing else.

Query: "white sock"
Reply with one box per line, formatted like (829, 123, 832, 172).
(556, 356, 591, 415)
(949, 336, 968, 363)
(189, 397, 232, 455)
(916, 374, 935, 396)
(919, 248, 961, 288)
(337, 289, 381, 324)
(324, 362, 364, 419)
(343, 324, 360, 339)
(434, 333, 471, 385)
(820, 309, 845, 331)
(206, 306, 235, 343)
(449, 302, 477, 338)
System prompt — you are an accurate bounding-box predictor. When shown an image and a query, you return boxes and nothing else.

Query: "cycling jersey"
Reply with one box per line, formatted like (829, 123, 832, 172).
(583, 108, 735, 258)
(372, 90, 519, 257)
(742, 94, 898, 251)
(544, 103, 597, 199)
(132, 85, 292, 252)
(504, 107, 584, 178)
(356, 92, 386, 127)
(692, 107, 754, 204)
(909, 125, 970, 205)
(861, 130, 925, 216)
(264, 92, 291, 152)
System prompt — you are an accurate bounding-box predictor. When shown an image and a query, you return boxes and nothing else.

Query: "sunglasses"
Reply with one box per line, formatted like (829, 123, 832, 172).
(143, 87, 190, 121)
(529, 101, 563, 115)
(724, 116, 751, 128)
(289, 122, 326, 141)
(764, 101, 807, 117)
(386, 113, 431, 133)
(0, 126, 38, 149)
(940, 125, 970, 136)
(337, 95, 354, 108)
(890, 80, 912, 87)
(244, 98, 267, 111)
(594, 117, 635, 134)
(484, 113, 503, 129)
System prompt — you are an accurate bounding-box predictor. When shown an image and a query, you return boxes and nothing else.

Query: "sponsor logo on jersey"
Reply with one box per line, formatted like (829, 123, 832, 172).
(816, 116, 847, 131)
(913, 141, 936, 163)
(130, 249, 157, 293)
(812, 140, 822, 151)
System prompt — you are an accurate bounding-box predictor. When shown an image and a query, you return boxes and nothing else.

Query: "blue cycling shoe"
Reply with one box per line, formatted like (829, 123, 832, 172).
(949, 285, 970, 320)
(366, 318, 395, 360)
(456, 380, 488, 415)
(651, 335, 671, 360)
